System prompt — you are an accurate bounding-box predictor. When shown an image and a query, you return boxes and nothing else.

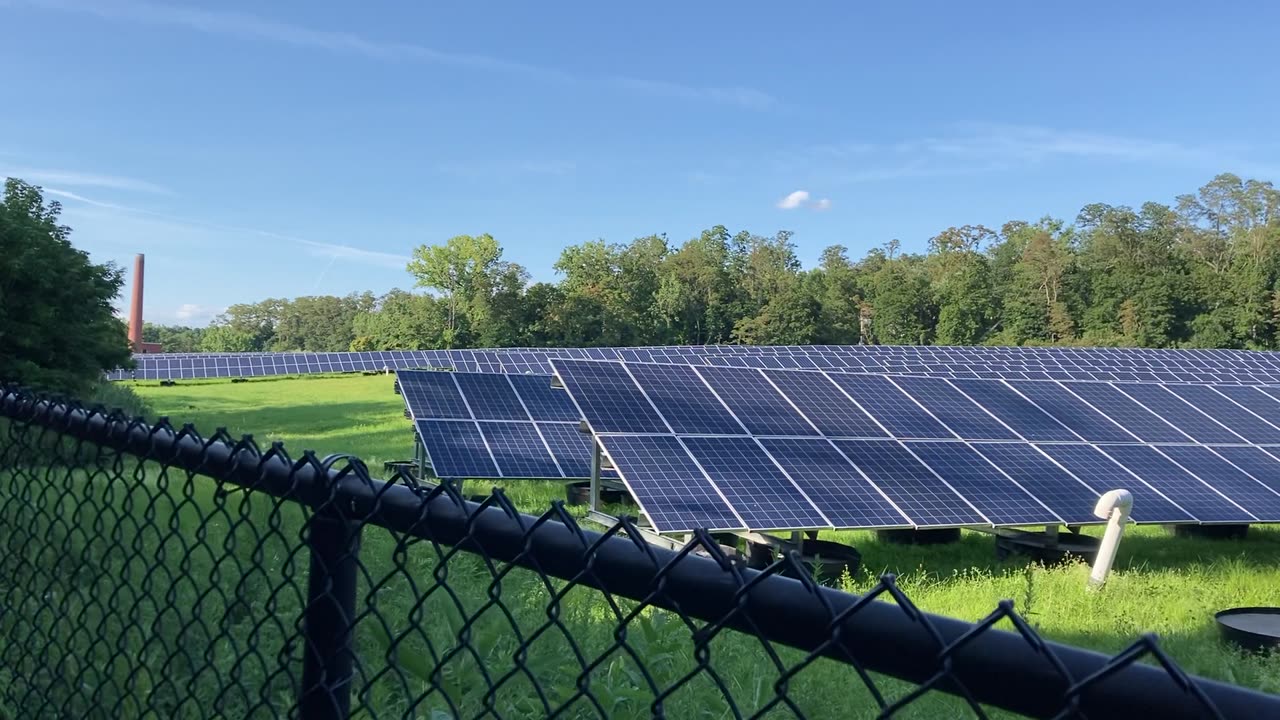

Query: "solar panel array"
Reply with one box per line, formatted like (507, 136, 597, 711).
(397, 370, 610, 480)
(111, 344, 1280, 384)
(550, 358, 1280, 534)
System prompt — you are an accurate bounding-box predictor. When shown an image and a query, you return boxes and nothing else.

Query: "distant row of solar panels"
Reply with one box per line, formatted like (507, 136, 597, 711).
(111, 345, 1280, 384)
(548, 359, 1280, 534)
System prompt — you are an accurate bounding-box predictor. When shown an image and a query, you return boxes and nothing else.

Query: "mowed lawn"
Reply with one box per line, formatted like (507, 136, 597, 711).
(132, 374, 1280, 699)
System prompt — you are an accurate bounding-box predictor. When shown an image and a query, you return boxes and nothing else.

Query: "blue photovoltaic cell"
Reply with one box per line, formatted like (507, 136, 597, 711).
(891, 376, 1020, 441)
(905, 441, 1058, 525)
(761, 370, 887, 438)
(551, 360, 668, 434)
(1035, 444, 1193, 524)
(758, 438, 908, 528)
(681, 437, 828, 530)
(827, 374, 955, 440)
(1208, 446, 1280, 497)
(415, 420, 499, 478)
(453, 373, 530, 421)
(947, 379, 1080, 442)
(1098, 445, 1252, 523)
(479, 422, 562, 478)
(830, 440, 985, 527)
(1111, 383, 1244, 444)
(1060, 382, 1190, 443)
(1156, 446, 1280, 522)
(1164, 385, 1280, 444)
(598, 435, 742, 533)
(398, 371, 473, 419)
(626, 363, 744, 435)
(507, 375, 581, 422)
(1005, 382, 1137, 443)
(695, 366, 818, 437)
(536, 422, 603, 479)
(969, 443, 1101, 525)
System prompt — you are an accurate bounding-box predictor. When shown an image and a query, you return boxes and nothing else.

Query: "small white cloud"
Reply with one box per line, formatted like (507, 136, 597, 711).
(777, 190, 831, 211)
(174, 303, 205, 321)
(777, 190, 810, 209)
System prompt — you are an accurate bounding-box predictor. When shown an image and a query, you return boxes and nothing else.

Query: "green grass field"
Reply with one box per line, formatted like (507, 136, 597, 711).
(126, 374, 1280, 701)
(4, 372, 1278, 718)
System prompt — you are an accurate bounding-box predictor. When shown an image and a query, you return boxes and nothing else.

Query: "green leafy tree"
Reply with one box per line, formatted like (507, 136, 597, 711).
(406, 234, 504, 347)
(350, 289, 448, 350)
(141, 323, 207, 353)
(0, 179, 132, 391)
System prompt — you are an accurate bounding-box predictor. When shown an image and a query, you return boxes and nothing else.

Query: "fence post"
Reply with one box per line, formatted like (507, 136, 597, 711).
(298, 507, 362, 719)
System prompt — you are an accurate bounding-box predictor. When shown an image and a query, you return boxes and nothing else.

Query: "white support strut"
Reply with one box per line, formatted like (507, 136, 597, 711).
(1088, 489, 1133, 589)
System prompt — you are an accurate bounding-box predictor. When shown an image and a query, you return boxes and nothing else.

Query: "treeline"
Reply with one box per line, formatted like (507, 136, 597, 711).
(148, 174, 1280, 353)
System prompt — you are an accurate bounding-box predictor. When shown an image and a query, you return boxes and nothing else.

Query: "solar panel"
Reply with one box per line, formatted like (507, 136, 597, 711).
(680, 437, 829, 530)
(536, 422, 606, 479)
(946, 379, 1081, 442)
(969, 443, 1101, 525)
(1207, 446, 1280, 497)
(761, 370, 888, 438)
(551, 360, 668, 434)
(1060, 382, 1191, 443)
(597, 435, 743, 533)
(1034, 443, 1194, 524)
(398, 371, 472, 419)
(757, 438, 909, 528)
(904, 441, 1059, 525)
(1195, 386, 1280, 443)
(626, 362, 744, 435)
(1155, 446, 1280, 522)
(1110, 383, 1244, 444)
(1005, 381, 1137, 443)
(453, 373, 530, 421)
(826, 374, 955, 439)
(1097, 445, 1253, 523)
(695, 366, 819, 436)
(830, 440, 987, 527)
(507, 374, 581, 422)
(479, 422, 562, 478)
(416, 420, 500, 478)
(891, 376, 1020, 441)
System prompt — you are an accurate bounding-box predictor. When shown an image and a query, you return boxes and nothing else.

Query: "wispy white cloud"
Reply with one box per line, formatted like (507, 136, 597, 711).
(780, 125, 1280, 183)
(173, 303, 219, 324)
(19, 0, 775, 110)
(776, 190, 831, 210)
(1, 166, 171, 194)
(49, 187, 411, 269)
(610, 77, 775, 111)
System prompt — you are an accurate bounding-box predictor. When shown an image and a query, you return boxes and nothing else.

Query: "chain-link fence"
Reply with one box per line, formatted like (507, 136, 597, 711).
(0, 386, 1276, 719)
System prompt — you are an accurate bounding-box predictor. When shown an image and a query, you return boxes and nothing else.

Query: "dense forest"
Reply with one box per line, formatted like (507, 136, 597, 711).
(146, 174, 1280, 354)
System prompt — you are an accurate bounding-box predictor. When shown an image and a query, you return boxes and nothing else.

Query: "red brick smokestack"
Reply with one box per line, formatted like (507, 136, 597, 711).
(128, 254, 144, 351)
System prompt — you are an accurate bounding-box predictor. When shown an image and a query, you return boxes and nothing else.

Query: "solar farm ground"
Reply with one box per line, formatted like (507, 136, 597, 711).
(130, 374, 1280, 711)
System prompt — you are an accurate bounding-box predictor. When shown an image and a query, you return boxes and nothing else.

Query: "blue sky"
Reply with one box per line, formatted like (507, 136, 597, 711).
(2, 0, 1277, 326)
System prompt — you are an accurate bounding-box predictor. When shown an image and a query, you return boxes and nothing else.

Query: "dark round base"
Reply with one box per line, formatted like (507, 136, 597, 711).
(231, 377, 248, 384)
(746, 539, 862, 583)
(1171, 524, 1250, 540)
(996, 532, 1100, 565)
(1216, 607, 1280, 652)
(876, 528, 962, 545)
(159, 380, 178, 387)
(564, 481, 631, 507)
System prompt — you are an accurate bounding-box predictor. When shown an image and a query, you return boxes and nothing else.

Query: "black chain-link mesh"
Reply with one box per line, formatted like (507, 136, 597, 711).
(0, 387, 1276, 720)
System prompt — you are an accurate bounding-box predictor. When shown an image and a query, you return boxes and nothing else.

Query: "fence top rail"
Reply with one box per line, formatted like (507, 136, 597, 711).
(1, 385, 1276, 719)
